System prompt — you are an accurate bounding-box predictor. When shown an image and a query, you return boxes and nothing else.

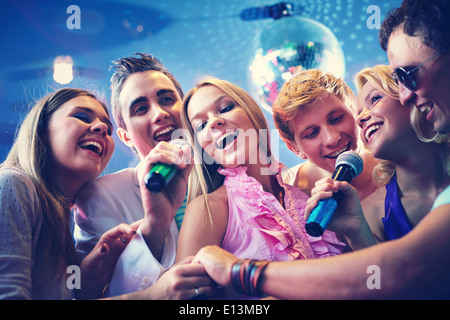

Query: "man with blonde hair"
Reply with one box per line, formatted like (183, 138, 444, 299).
(272, 69, 379, 206)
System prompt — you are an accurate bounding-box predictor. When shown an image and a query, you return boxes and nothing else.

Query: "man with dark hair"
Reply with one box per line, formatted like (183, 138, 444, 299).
(73, 54, 208, 299)
(190, 0, 450, 299)
(379, 0, 450, 134)
(109, 53, 184, 131)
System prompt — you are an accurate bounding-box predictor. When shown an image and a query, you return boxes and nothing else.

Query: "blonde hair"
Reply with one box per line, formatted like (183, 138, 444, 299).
(181, 77, 273, 216)
(354, 65, 450, 185)
(2, 88, 107, 290)
(272, 69, 357, 152)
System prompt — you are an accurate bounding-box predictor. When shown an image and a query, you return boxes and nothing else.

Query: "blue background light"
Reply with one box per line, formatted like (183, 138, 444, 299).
(0, 0, 402, 172)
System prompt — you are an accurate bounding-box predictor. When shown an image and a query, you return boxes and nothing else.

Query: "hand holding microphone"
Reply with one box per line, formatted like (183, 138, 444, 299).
(138, 139, 193, 260)
(305, 151, 363, 237)
(144, 139, 193, 193)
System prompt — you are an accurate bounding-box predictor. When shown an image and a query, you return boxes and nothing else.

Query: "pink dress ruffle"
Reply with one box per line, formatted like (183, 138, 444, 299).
(219, 163, 345, 262)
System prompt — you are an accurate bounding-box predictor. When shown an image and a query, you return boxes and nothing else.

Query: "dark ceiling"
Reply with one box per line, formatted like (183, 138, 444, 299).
(0, 0, 402, 172)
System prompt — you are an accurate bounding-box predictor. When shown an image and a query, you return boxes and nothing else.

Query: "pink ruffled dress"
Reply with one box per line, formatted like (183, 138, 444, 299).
(219, 164, 345, 261)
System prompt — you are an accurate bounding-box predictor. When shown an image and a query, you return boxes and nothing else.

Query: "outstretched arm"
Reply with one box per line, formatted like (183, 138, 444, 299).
(194, 203, 450, 299)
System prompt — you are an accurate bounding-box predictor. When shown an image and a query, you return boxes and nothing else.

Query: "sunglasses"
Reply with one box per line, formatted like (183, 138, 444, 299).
(392, 49, 447, 92)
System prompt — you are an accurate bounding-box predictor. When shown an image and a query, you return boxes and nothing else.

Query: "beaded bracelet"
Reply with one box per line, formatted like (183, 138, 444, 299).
(231, 259, 269, 296)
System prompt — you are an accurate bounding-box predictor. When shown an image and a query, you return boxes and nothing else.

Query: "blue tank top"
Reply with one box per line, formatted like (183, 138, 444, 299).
(382, 174, 412, 240)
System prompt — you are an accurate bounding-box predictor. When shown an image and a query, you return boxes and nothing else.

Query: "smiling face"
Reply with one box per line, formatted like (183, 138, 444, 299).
(47, 95, 115, 185)
(356, 81, 416, 160)
(117, 70, 183, 159)
(387, 28, 450, 134)
(291, 93, 358, 173)
(187, 85, 256, 167)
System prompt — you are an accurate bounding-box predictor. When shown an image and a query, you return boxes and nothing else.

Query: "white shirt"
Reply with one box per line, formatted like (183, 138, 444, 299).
(280, 163, 303, 185)
(73, 163, 178, 296)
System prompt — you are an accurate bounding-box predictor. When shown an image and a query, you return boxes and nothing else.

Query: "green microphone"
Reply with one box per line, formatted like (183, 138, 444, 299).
(144, 139, 191, 193)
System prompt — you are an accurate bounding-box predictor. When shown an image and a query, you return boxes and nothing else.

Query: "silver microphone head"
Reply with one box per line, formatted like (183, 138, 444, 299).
(335, 151, 363, 177)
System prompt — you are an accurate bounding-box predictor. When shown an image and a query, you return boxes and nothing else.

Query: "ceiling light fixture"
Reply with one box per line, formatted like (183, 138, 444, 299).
(53, 55, 74, 84)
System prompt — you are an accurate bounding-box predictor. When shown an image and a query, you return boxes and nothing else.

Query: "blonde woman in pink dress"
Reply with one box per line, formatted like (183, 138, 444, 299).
(177, 78, 344, 298)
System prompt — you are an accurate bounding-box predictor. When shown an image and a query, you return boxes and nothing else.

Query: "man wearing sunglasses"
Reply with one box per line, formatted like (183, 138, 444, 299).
(379, 0, 450, 135)
(190, 0, 450, 300)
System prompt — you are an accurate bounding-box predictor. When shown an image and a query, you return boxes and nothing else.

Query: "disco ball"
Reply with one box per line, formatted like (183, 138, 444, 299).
(247, 16, 345, 112)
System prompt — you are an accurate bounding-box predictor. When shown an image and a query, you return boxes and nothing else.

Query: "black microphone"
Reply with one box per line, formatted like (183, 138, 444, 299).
(305, 151, 364, 237)
(239, 2, 294, 21)
(144, 139, 192, 193)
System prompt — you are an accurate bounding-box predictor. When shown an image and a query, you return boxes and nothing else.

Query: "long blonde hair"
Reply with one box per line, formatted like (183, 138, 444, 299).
(2, 88, 107, 290)
(354, 65, 450, 185)
(181, 77, 273, 213)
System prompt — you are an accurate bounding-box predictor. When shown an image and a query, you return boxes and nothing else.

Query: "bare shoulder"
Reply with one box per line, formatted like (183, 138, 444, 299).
(187, 186, 228, 214)
(183, 185, 229, 234)
(177, 186, 229, 261)
(295, 161, 329, 196)
(362, 186, 386, 206)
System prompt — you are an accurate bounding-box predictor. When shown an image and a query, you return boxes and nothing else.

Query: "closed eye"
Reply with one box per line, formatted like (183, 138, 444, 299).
(303, 128, 319, 139)
(73, 112, 90, 123)
(329, 114, 344, 125)
(73, 112, 112, 135)
(220, 103, 235, 113)
(195, 121, 207, 132)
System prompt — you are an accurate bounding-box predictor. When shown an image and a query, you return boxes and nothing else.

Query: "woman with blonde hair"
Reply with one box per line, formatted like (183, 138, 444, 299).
(307, 65, 450, 242)
(177, 78, 344, 297)
(273, 69, 380, 201)
(0, 87, 218, 300)
(191, 66, 450, 300)
(349, 64, 450, 241)
(272, 69, 380, 250)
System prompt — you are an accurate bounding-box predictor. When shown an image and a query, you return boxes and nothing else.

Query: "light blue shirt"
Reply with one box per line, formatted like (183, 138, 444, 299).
(431, 185, 450, 210)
